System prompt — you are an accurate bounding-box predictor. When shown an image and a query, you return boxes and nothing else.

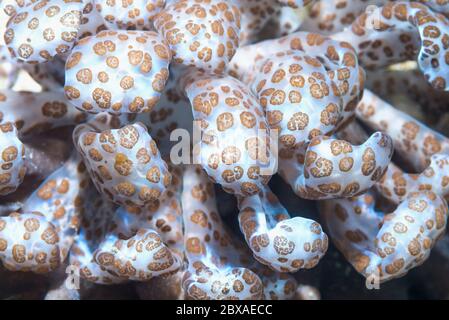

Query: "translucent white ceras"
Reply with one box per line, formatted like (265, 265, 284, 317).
(302, 1, 449, 35)
(332, 1, 449, 91)
(0, 122, 25, 195)
(64, 30, 171, 114)
(74, 169, 182, 284)
(321, 190, 449, 282)
(3, 0, 83, 63)
(179, 165, 298, 300)
(250, 41, 362, 148)
(0, 89, 86, 194)
(113, 162, 184, 246)
(71, 162, 183, 284)
(297, 132, 394, 199)
(236, 0, 280, 45)
(95, 0, 165, 30)
(20, 153, 89, 260)
(0, 154, 89, 272)
(0, 213, 61, 273)
(69, 183, 122, 284)
(377, 154, 449, 205)
(231, 32, 364, 132)
(238, 188, 328, 273)
(181, 165, 264, 300)
(356, 89, 449, 171)
(154, 0, 241, 74)
(275, 130, 394, 200)
(93, 228, 181, 281)
(0, 89, 86, 135)
(183, 72, 276, 196)
(365, 68, 449, 125)
(74, 119, 171, 207)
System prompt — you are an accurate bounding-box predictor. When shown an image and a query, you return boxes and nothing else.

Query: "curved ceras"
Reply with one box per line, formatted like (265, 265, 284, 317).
(282, 131, 393, 199)
(182, 70, 329, 273)
(70, 179, 181, 284)
(69, 161, 183, 284)
(64, 29, 171, 114)
(302, 0, 449, 36)
(99, 162, 185, 286)
(332, 1, 449, 91)
(230, 31, 364, 115)
(3, 0, 84, 63)
(229, 31, 364, 145)
(356, 89, 449, 171)
(73, 115, 171, 208)
(0, 122, 25, 195)
(0, 89, 86, 195)
(237, 187, 329, 273)
(154, 0, 241, 74)
(0, 0, 108, 90)
(231, 31, 394, 200)
(376, 153, 449, 205)
(365, 68, 449, 126)
(319, 120, 449, 282)
(181, 165, 299, 300)
(70, 115, 182, 283)
(90, 225, 181, 282)
(0, 152, 89, 273)
(339, 120, 449, 204)
(320, 190, 448, 283)
(301, 0, 387, 35)
(94, 0, 165, 31)
(182, 70, 276, 197)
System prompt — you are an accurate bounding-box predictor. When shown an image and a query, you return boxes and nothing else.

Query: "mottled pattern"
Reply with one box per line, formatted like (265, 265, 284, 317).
(65, 30, 170, 114)
(95, 0, 165, 30)
(74, 117, 171, 207)
(0, 122, 25, 195)
(0, 212, 61, 273)
(183, 71, 276, 197)
(297, 132, 393, 199)
(0, 154, 89, 272)
(333, 1, 449, 91)
(321, 191, 448, 282)
(238, 187, 328, 272)
(93, 228, 181, 281)
(4, 0, 83, 63)
(1, 0, 449, 299)
(154, 0, 241, 74)
(377, 154, 449, 204)
(0, 90, 86, 135)
(357, 89, 449, 171)
(182, 166, 298, 300)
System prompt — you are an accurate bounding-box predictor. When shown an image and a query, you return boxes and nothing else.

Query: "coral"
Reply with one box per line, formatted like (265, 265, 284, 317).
(0, 0, 448, 300)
